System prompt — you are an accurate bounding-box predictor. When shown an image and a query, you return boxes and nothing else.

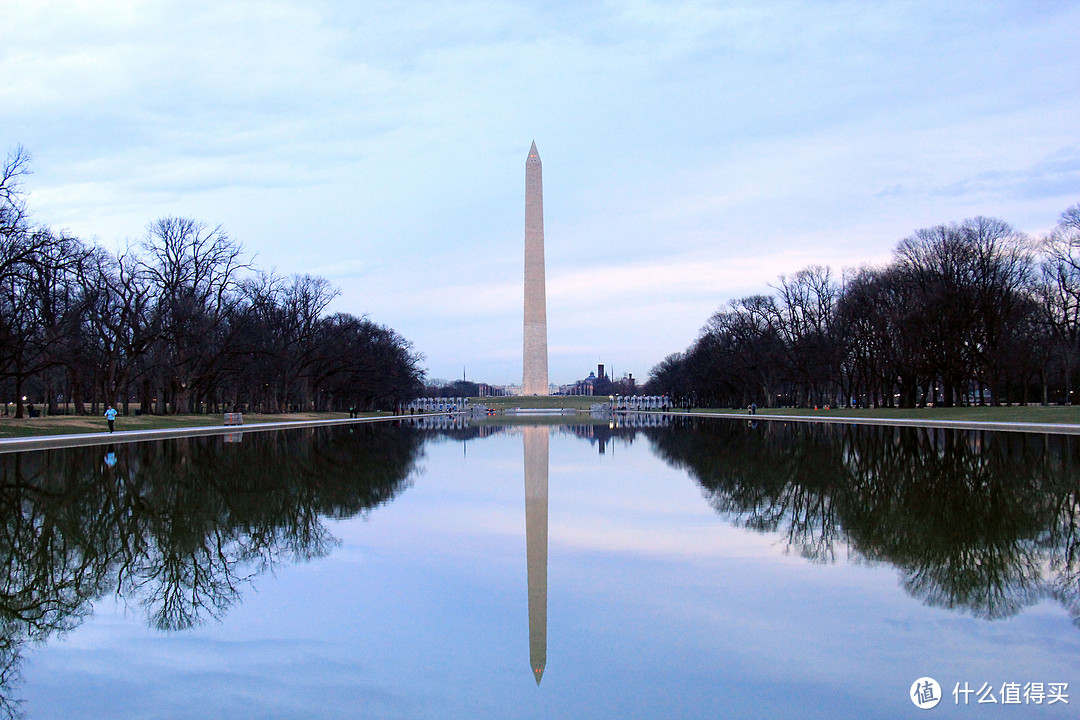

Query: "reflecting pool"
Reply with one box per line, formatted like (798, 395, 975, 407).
(2, 417, 1078, 718)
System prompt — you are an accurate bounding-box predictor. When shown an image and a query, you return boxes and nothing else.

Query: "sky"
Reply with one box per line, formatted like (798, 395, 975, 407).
(2, 1, 1078, 387)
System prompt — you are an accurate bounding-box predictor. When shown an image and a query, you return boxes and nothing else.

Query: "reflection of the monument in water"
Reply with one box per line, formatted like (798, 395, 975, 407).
(414, 413, 1080, 636)
(418, 416, 647, 686)
(10, 413, 1080, 706)
(507, 415, 1080, 684)
(523, 426, 548, 685)
(518, 417, 665, 686)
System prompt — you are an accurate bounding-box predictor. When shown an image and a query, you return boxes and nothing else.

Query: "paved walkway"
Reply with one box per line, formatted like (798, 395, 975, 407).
(0, 414, 427, 454)
(656, 410, 1080, 435)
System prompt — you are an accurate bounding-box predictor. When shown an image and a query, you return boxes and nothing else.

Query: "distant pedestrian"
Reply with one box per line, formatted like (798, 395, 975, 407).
(104, 405, 118, 432)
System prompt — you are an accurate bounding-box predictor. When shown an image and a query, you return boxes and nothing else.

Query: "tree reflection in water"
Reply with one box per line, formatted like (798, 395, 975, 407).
(5, 415, 1080, 715)
(0, 423, 422, 716)
(433, 412, 1080, 628)
(644, 418, 1080, 625)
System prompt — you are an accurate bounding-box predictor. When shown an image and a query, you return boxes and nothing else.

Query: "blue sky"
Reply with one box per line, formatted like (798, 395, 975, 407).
(2, 1, 1078, 385)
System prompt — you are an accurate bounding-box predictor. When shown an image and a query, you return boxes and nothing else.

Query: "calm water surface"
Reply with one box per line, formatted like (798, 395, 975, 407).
(2, 417, 1078, 718)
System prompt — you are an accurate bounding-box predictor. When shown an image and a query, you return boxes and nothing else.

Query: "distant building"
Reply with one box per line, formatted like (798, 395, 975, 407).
(550, 364, 636, 396)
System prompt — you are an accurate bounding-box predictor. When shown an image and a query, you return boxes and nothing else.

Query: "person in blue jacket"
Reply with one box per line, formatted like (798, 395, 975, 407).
(104, 405, 118, 433)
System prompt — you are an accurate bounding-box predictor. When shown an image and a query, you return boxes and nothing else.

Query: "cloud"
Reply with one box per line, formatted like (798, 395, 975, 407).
(3, 0, 1079, 385)
(919, 146, 1080, 203)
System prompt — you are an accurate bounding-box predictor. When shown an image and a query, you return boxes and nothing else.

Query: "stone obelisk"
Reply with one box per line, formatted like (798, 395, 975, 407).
(523, 141, 549, 395)
(523, 425, 548, 685)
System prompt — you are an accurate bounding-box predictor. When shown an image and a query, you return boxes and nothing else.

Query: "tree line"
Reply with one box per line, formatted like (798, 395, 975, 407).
(1, 146, 424, 418)
(646, 206, 1080, 408)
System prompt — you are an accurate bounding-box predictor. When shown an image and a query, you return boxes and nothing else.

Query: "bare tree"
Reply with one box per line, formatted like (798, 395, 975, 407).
(0, 146, 31, 255)
(893, 218, 1033, 405)
(79, 246, 156, 414)
(1039, 203, 1080, 403)
(0, 228, 88, 417)
(771, 266, 842, 406)
(140, 218, 249, 413)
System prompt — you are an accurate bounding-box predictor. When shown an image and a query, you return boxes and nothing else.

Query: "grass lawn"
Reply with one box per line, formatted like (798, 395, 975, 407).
(0, 411, 387, 439)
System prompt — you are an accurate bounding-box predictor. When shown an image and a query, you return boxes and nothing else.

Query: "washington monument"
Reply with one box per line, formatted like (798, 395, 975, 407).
(523, 141, 549, 395)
